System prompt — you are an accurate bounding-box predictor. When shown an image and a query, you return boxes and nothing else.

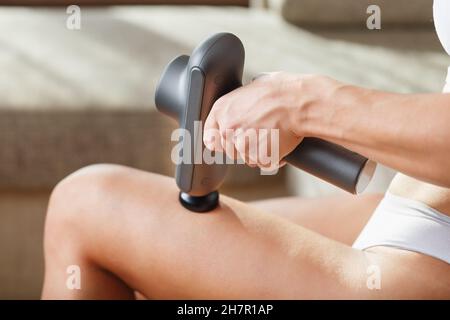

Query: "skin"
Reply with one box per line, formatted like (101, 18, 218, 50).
(42, 73, 450, 299)
(42, 165, 450, 299)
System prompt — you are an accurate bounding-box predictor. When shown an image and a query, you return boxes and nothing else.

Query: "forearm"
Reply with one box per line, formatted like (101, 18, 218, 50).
(297, 84, 450, 187)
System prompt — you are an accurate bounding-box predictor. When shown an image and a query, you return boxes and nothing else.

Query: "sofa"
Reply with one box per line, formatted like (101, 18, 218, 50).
(1, 1, 449, 298)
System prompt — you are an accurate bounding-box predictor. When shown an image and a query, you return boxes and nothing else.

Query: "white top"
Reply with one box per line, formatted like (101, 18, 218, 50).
(434, 0, 450, 55)
(434, 0, 450, 92)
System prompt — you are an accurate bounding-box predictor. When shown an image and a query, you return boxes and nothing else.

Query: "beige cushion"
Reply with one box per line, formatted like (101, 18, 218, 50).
(280, 0, 434, 27)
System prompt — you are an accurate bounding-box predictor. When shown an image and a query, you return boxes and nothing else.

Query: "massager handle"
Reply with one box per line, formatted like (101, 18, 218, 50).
(285, 138, 376, 194)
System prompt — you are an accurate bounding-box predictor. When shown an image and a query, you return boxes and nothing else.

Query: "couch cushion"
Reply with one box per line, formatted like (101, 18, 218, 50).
(280, 0, 434, 27)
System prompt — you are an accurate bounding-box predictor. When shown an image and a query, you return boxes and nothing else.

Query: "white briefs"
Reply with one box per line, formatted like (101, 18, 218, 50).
(352, 192, 450, 264)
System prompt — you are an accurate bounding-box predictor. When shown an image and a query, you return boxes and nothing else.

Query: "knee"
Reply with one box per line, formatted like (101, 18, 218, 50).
(46, 163, 170, 227)
(49, 164, 127, 211)
(44, 164, 137, 245)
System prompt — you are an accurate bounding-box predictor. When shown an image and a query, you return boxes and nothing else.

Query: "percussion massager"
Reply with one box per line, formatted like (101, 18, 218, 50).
(155, 33, 377, 212)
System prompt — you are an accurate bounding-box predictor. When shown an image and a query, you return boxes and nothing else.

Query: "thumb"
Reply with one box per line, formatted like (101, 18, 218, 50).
(203, 107, 222, 152)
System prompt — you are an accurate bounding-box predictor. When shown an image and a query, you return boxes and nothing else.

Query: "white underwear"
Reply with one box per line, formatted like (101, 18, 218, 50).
(353, 192, 450, 264)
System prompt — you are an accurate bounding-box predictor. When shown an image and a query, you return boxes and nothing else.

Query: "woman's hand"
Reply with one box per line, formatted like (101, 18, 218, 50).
(203, 72, 342, 170)
(205, 69, 450, 186)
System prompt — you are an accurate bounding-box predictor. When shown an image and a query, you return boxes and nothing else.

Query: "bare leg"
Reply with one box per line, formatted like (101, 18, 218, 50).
(42, 164, 450, 299)
(251, 194, 382, 245)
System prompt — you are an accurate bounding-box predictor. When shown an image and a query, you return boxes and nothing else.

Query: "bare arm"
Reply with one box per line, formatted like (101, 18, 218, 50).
(205, 72, 450, 187)
(300, 82, 450, 187)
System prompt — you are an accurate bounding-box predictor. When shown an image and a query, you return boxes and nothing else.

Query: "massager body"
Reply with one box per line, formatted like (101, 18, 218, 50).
(156, 33, 244, 211)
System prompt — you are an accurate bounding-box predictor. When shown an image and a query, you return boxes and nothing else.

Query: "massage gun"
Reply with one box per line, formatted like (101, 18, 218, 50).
(155, 33, 377, 212)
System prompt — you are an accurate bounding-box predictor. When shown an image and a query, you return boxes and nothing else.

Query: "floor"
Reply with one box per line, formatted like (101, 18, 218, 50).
(0, 191, 49, 299)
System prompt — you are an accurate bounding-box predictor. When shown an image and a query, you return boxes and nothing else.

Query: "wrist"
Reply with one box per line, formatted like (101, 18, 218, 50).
(289, 75, 340, 139)
(290, 77, 372, 141)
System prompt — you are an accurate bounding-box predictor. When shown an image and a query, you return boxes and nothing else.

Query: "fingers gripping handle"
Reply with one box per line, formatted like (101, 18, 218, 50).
(252, 73, 376, 194)
(284, 138, 376, 194)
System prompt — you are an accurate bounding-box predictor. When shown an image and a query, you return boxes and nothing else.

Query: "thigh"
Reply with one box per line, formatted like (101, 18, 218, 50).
(250, 193, 382, 245)
(48, 165, 450, 299)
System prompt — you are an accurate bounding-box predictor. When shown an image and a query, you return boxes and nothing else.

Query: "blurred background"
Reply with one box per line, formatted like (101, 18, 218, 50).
(0, 0, 449, 299)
